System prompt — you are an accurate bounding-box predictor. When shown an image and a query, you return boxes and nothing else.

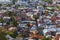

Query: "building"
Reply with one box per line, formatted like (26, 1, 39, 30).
(53, 0, 60, 4)
(16, 0, 28, 5)
(52, 32, 60, 40)
(0, 0, 12, 4)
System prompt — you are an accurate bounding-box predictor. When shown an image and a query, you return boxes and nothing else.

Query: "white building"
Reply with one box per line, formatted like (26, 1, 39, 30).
(0, 0, 12, 4)
(16, 0, 28, 5)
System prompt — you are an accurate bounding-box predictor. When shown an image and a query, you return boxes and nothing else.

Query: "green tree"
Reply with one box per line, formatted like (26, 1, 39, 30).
(54, 13, 57, 16)
(12, 20, 18, 26)
(6, 11, 16, 16)
(5, 11, 12, 16)
(12, 0, 18, 4)
(0, 4, 2, 7)
(0, 18, 3, 26)
(8, 29, 18, 38)
(43, 0, 52, 4)
(33, 15, 39, 28)
(0, 18, 3, 23)
(10, 17, 18, 26)
(42, 37, 51, 40)
(57, 6, 60, 10)
(26, 22, 32, 30)
(0, 28, 7, 40)
(6, 22, 10, 26)
(14, 5, 20, 9)
(10, 17, 15, 21)
(45, 11, 48, 16)
(5, 4, 11, 7)
(26, 22, 32, 34)
(33, 15, 39, 40)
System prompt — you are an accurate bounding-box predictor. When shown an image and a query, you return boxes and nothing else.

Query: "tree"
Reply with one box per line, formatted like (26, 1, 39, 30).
(12, 0, 18, 4)
(57, 6, 60, 10)
(47, 7, 54, 11)
(0, 18, 3, 26)
(6, 10, 16, 17)
(14, 5, 20, 9)
(0, 18, 3, 23)
(12, 20, 18, 26)
(6, 22, 10, 26)
(10, 17, 18, 26)
(26, 22, 32, 30)
(45, 11, 48, 16)
(26, 22, 33, 35)
(0, 28, 7, 40)
(0, 4, 2, 7)
(8, 29, 18, 38)
(5, 11, 12, 16)
(10, 16, 15, 21)
(33, 15, 39, 28)
(33, 15, 39, 40)
(42, 37, 51, 40)
(54, 13, 57, 16)
(43, 0, 52, 4)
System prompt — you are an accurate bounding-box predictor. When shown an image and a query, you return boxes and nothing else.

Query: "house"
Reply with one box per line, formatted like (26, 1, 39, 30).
(43, 28, 56, 36)
(37, 6, 44, 11)
(56, 20, 60, 24)
(0, 13, 3, 17)
(53, 0, 60, 4)
(56, 28, 60, 32)
(52, 32, 60, 40)
(16, 0, 28, 5)
(3, 16, 10, 22)
(0, 23, 6, 26)
(0, 0, 12, 4)
(43, 18, 52, 24)
(30, 25, 37, 33)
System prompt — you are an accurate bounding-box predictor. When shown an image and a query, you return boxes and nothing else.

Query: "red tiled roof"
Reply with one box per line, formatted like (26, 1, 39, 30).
(31, 33, 45, 39)
(38, 36, 45, 39)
